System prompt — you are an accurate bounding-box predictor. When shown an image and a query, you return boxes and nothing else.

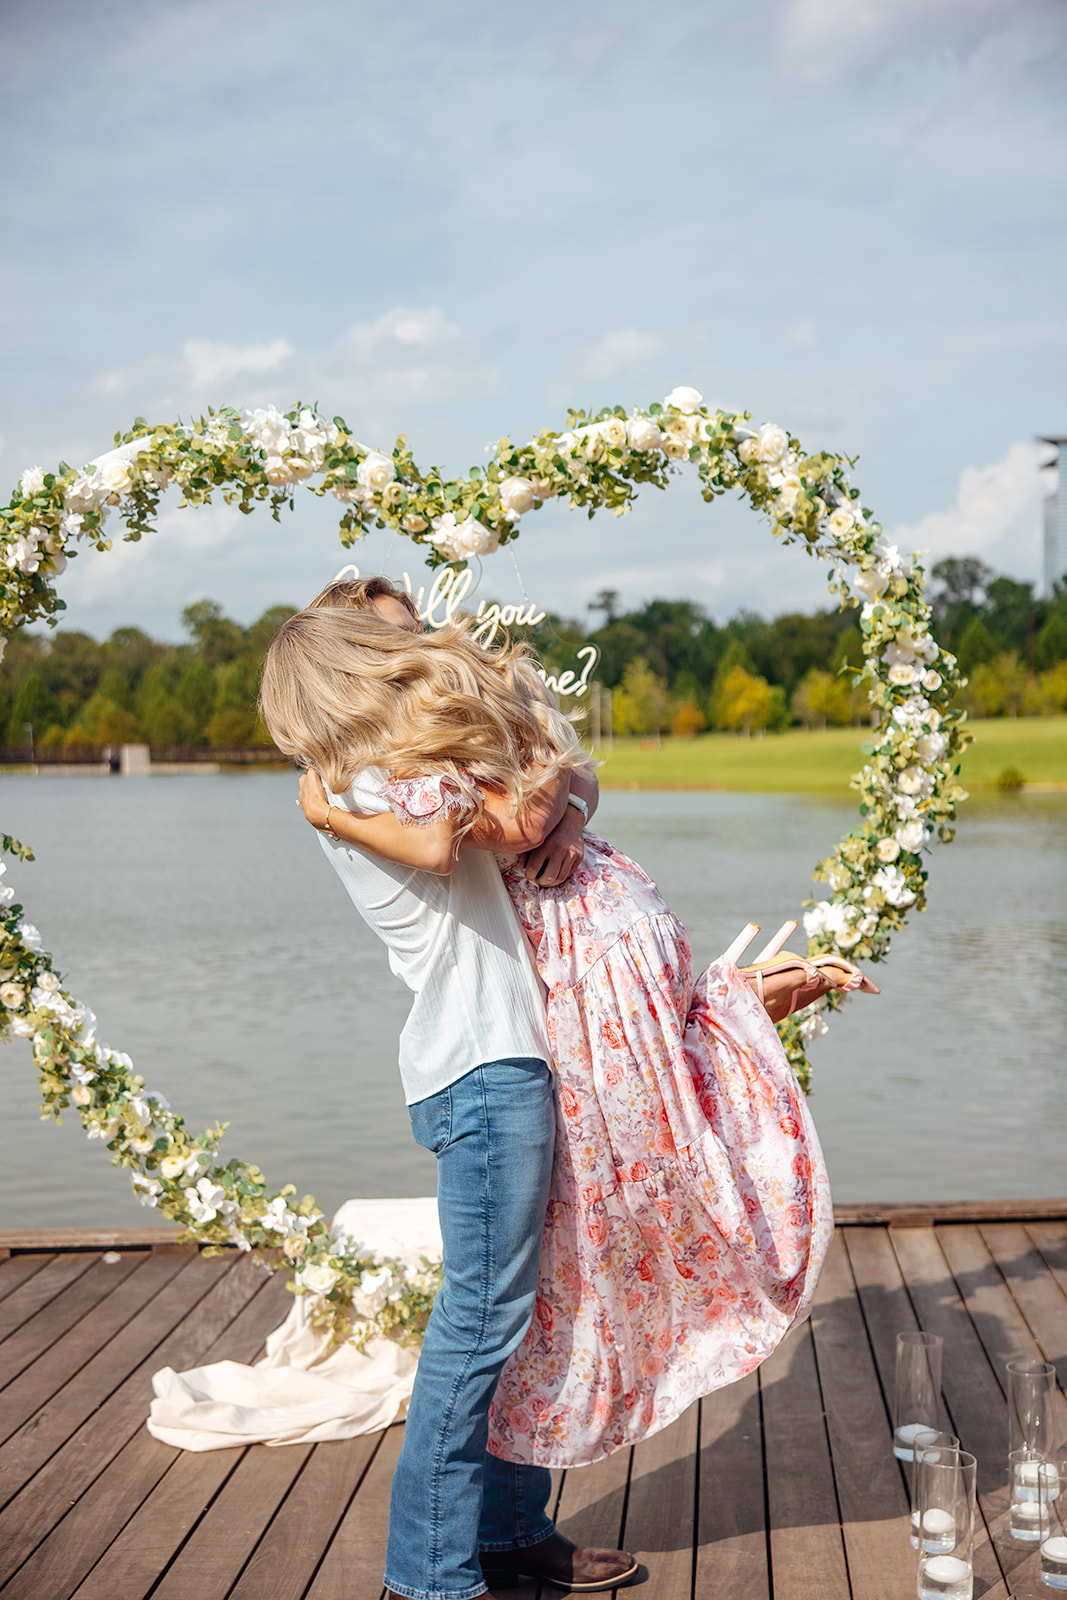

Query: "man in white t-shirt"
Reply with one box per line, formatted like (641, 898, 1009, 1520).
(296, 579, 637, 1600)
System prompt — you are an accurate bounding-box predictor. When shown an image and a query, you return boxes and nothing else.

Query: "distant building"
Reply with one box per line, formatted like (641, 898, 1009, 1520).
(1039, 435, 1067, 597)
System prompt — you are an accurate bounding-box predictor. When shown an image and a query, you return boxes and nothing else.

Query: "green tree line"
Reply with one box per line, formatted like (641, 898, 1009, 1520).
(3, 556, 1066, 750)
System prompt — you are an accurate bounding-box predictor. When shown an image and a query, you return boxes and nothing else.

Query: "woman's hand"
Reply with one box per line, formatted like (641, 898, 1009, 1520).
(298, 768, 332, 830)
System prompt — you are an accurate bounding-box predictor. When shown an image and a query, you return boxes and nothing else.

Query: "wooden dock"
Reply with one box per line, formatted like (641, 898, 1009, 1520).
(1, 1201, 1065, 1600)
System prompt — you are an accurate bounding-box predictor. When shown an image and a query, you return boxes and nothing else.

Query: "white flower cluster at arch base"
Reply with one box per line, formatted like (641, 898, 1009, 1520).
(0, 385, 968, 1335)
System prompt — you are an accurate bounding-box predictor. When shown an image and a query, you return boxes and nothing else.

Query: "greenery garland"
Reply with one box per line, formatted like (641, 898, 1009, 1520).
(0, 385, 968, 1340)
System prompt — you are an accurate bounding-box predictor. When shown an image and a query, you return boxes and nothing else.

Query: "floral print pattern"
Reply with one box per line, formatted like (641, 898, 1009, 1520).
(486, 833, 833, 1468)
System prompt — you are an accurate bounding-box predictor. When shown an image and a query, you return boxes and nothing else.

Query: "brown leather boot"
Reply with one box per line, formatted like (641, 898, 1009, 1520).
(480, 1529, 640, 1591)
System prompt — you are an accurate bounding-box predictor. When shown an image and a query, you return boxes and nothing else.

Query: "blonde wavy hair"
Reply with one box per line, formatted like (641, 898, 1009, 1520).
(259, 605, 593, 825)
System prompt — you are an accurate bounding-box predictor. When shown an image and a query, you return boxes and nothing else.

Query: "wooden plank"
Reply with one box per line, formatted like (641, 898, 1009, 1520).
(0, 1252, 96, 1343)
(981, 1221, 1067, 1377)
(0, 1250, 145, 1391)
(229, 1436, 383, 1600)
(53, 1275, 295, 1600)
(0, 1226, 187, 1251)
(760, 1321, 850, 1600)
(621, 1404, 698, 1599)
(0, 1254, 54, 1306)
(554, 1444, 631, 1555)
(836, 1199, 1067, 1227)
(810, 1231, 912, 1600)
(0, 1252, 255, 1586)
(1027, 1220, 1067, 1300)
(151, 1447, 313, 1600)
(695, 1370, 768, 1600)
(305, 1422, 403, 1600)
(0, 1252, 189, 1450)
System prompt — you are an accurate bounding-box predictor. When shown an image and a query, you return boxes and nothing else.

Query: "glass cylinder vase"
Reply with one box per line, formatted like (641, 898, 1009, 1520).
(895, 1331, 944, 1461)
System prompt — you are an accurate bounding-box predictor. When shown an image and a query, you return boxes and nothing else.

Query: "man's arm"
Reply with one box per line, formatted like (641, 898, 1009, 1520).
(519, 766, 599, 887)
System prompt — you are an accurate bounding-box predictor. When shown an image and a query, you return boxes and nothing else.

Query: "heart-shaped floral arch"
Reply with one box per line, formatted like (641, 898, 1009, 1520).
(0, 387, 968, 1342)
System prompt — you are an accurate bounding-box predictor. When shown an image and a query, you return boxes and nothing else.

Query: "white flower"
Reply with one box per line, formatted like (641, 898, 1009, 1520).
(798, 1008, 830, 1042)
(353, 1264, 395, 1315)
(757, 423, 789, 464)
(875, 838, 900, 863)
(803, 899, 854, 940)
(498, 476, 536, 516)
(827, 507, 855, 538)
(774, 475, 802, 515)
(160, 1153, 187, 1180)
(596, 417, 628, 448)
(915, 732, 947, 764)
(662, 434, 690, 460)
(264, 455, 292, 486)
(20, 466, 45, 497)
(356, 451, 397, 493)
(130, 1134, 158, 1155)
(836, 926, 861, 948)
(401, 512, 427, 533)
(896, 820, 927, 853)
(921, 670, 942, 691)
(63, 476, 100, 514)
(888, 662, 919, 687)
(9, 1017, 35, 1038)
(0, 982, 25, 1009)
(183, 1177, 230, 1223)
(87, 1117, 120, 1141)
(302, 1263, 340, 1295)
(555, 431, 578, 455)
(16, 922, 42, 951)
(95, 457, 133, 496)
(737, 438, 759, 465)
(872, 865, 916, 907)
(664, 385, 703, 413)
(896, 765, 924, 795)
(628, 416, 663, 452)
(133, 1176, 163, 1207)
(36, 970, 58, 992)
(71, 1084, 94, 1107)
(429, 513, 495, 560)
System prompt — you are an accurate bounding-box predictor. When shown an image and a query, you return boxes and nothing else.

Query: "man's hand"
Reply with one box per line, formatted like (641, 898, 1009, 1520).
(521, 802, 585, 887)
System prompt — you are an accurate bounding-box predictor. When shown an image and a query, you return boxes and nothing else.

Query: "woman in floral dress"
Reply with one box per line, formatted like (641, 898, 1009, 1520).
(262, 599, 844, 1470)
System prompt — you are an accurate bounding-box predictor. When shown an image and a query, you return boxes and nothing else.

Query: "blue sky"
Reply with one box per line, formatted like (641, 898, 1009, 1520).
(2, 0, 1065, 639)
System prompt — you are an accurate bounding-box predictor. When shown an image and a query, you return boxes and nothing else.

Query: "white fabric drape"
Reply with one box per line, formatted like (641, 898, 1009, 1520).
(147, 1197, 440, 1452)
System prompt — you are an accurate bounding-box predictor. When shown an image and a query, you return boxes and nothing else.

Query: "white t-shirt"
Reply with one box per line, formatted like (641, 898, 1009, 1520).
(318, 769, 551, 1104)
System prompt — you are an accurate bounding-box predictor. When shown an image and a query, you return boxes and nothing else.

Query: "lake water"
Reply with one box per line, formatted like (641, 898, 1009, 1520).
(0, 774, 1064, 1229)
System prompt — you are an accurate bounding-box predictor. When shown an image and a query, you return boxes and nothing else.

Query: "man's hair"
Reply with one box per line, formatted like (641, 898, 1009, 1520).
(308, 576, 420, 624)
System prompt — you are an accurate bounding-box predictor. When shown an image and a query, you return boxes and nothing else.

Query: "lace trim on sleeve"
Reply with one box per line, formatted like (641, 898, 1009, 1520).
(377, 773, 474, 829)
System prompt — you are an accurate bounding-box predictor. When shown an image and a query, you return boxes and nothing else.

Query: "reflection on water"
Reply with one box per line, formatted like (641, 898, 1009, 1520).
(0, 775, 1064, 1228)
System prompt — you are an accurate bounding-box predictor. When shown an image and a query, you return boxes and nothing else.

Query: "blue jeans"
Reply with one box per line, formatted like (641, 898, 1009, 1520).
(384, 1057, 557, 1600)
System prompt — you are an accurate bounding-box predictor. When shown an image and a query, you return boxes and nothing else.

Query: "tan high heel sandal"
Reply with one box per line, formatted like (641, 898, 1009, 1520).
(724, 921, 879, 1024)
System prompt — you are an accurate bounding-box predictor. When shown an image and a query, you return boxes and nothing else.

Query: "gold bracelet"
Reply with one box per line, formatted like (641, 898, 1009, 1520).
(322, 805, 340, 841)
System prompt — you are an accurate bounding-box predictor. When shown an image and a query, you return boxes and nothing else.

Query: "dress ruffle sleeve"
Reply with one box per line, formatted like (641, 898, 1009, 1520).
(377, 773, 474, 829)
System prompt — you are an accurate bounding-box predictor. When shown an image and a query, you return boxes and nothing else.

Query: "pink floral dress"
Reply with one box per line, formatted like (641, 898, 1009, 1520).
(381, 777, 833, 1469)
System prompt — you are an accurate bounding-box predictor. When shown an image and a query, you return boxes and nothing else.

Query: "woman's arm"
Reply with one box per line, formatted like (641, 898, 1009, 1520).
(518, 768, 599, 887)
(297, 767, 571, 876)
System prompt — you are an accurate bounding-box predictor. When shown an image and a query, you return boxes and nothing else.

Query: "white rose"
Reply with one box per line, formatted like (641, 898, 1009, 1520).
(836, 926, 861, 949)
(738, 438, 760, 465)
(356, 451, 397, 492)
(664, 385, 703, 413)
(921, 670, 942, 691)
(895, 820, 926, 853)
(597, 417, 628, 448)
(875, 838, 900, 864)
(888, 662, 919, 686)
(0, 982, 25, 1009)
(264, 456, 292, 486)
(87, 1117, 120, 1141)
(17, 922, 42, 950)
(757, 423, 789, 464)
(20, 466, 45, 497)
(662, 435, 689, 460)
(71, 1084, 94, 1106)
(915, 733, 947, 764)
(499, 476, 536, 516)
(827, 508, 855, 538)
(37, 969, 59, 992)
(381, 482, 405, 510)
(285, 456, 314, 481)
(896, 765, 924, 795)
(775, 480, 801, 515)
(302, 1263, 340, 1295)
(402, 513, 427, 533)
(628, 417, 663, 452)
(95, 458, 133, 495)
(160, 1154, 187, 1180)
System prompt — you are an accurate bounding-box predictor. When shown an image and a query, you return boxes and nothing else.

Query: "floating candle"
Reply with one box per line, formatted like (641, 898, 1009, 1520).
(923, 1556, 971, 1581)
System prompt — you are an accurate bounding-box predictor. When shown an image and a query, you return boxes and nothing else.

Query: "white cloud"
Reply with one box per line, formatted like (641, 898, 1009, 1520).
(184, 338, 294, 389)
(890, 442, 1044, 576)
(777, 0, 1029, 86)
(344, 307, 459, 359)
(579, 328, 663, 381)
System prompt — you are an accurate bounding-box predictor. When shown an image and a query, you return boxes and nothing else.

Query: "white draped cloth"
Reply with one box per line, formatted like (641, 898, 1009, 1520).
(147, 1197, 441, 1452)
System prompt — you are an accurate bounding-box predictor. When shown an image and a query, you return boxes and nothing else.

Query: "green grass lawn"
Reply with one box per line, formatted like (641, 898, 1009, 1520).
(593, 716, 1067, 792)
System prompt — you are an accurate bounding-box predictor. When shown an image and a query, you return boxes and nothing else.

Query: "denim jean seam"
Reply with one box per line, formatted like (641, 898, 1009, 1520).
(478, 1518, 557, 1554)
(382, 1580, 489, 1600)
